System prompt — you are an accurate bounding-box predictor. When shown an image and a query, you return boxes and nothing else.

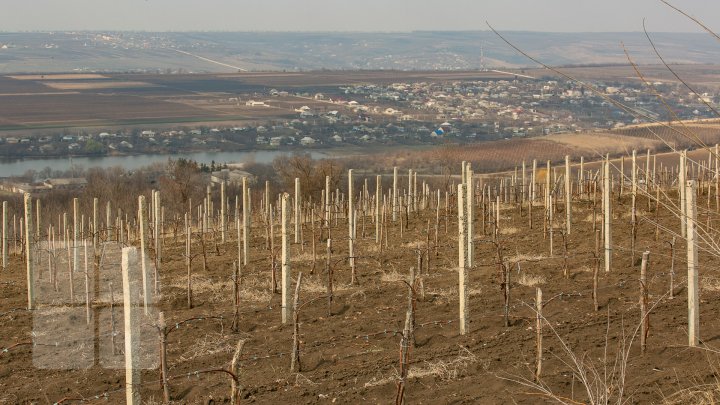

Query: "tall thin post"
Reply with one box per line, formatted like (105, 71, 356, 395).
(121, 247, 141, 405)
(221, 181, 227, 243)
(242, 177, 249, 266)
(281, 193, 291, 324)
(466, 165, 474, 269)
(535, 287, 542, 382)
(686, 180, 699, 347)
(24, 194, 34, 310)
(458, 183, 468, 335)
(565, 155, 571, 234)
(393, 166, 398, 222)
(640, 251, 650, 354)
(604, 158, 612, 272)
(138, 195, 150, 315)
(294, 178, 300, 244)
(2, 201, 6, 270)
(680, 151, 687, 238)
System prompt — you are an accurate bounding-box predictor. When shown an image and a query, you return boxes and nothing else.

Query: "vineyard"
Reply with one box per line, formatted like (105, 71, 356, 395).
(2, 150, 720, 404)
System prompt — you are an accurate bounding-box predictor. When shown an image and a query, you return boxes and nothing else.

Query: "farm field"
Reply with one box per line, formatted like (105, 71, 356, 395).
(1, 153, 720, 403)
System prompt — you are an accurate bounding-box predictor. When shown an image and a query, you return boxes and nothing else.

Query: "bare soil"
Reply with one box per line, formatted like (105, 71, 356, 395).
(2, 187, 720, 404)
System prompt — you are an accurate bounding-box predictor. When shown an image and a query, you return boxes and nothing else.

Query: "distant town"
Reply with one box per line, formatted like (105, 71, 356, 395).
(0, 76, 716, 159)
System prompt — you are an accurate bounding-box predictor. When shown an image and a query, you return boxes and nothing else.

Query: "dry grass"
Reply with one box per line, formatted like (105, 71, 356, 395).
(506, 253, 548, 263)
(518, 273, 546, 287)
(500, 226, 519, 235)
(177, 333, 234, 362)
(701, 277, 720, 292)
(364, 346, 477, 387)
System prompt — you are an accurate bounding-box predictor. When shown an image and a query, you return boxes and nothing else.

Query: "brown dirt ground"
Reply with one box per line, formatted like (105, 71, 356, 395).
(2, 188, 720, 404)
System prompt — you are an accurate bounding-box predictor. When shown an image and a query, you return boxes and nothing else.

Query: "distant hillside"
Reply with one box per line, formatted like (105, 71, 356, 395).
(0, 31, 718, 74)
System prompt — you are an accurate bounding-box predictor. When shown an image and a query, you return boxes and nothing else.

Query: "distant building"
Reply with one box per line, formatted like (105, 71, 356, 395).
(44, 178, 87, 190)
(300, 136, 316, 146)
(210, 169, 255, 185)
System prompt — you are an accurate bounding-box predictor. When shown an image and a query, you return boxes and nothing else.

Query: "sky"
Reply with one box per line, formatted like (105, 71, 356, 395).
(1, 0, 718, 32)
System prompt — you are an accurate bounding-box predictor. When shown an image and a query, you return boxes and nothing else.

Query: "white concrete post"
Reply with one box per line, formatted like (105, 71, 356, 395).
(393, 167, 398, 222)
(565, 155, 571, 234)
(458, 183, 467, 335)
(121, 247, 142, 405)
(24, 194, 34, 310)
(138, 195, 150, 315)
(221, 181, 226, 243)
(466, 165, 474, 268)
(294, 177, 300, 244)
(604, 158, 612, 272)
(242, 177, 249, 266)
(686, 180, 699, 347)
(2, 201, 6, 270)
(281, 193, 291, 324)
(680, 150, 687, 238)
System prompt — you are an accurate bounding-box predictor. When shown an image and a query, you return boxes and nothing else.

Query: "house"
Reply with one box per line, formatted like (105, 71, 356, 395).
(331, 134, 343, 142)
(270, 136, 284, 146)
(300, 136, 316, 146)
(246, 100, 267, 107)
(211, 169, 255, 185)
(44, 178, 87, 190)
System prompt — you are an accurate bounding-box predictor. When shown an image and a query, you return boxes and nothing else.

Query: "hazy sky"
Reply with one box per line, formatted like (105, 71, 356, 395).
(2, 0, 718, 32)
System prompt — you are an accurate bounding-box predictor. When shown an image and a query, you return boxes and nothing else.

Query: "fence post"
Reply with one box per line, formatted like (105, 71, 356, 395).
(122, 247, 142, 405)
(281, 193, 291, 324)
(604, 157, 612, 272)
(458, 183, 467, 335)
(640, 251, 650, 354)
(24, 194, 34, 310)
(2, 201, 7, 270)
(686, 180, 699, 347)
(535, 287, 542, 382)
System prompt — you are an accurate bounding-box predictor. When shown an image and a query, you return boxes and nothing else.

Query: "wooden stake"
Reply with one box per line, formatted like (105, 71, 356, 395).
(291, 272, 303, 371)
(640, 251, 650, 354)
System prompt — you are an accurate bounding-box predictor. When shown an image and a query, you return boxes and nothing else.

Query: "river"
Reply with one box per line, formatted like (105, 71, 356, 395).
(0, 150, 338, 177)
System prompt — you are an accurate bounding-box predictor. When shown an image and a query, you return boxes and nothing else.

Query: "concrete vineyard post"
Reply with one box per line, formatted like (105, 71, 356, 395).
(93, 197, 99, 248)
(458, 183, 468, 335)
(535, 287, 542, 382)
(73, 197, 79, 278)
(24, 194, 34, 309)
(138, 195, 150, 315)
(376, 175, 381, 243)
(565, 155, 571, 234)
(680, 151, 687, 238)
(221, 181, 226, 243)
(348, 169, 355, 282)
(154, 190, 161, 294)
(242, 177, 249, 266)
(686, 180, 699, 347)
(121, 247, 142, 405)
(466, 165, 474, 269)
(294, 178, 300, 244)
(2, 201, 6, 270)
(604, 158, 612, 272)
(393, 166, 398, 222)
(281, 193, 291, 324)
(531, 159, 537, 203)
